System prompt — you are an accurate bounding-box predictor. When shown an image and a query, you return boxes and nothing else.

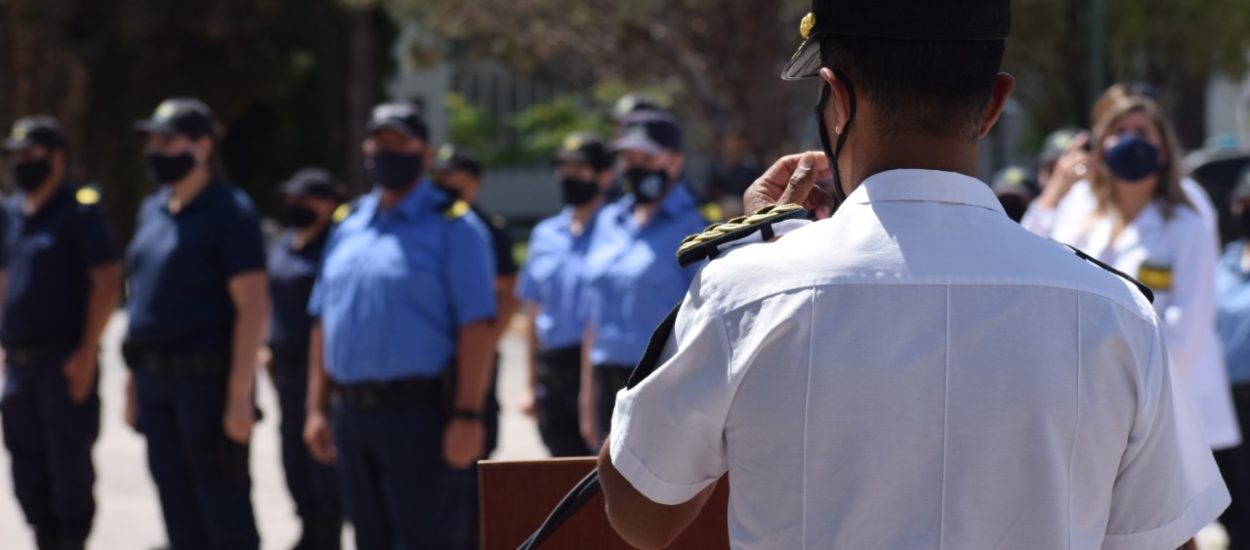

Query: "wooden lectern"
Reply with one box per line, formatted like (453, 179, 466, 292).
(479, 458, 730, 549)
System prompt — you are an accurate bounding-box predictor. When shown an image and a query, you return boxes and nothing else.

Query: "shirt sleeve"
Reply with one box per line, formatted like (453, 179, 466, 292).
(1159, 216, 1219, 376)
(444, 217, 497, 326)
(1103, 325, 1230, 550)
(609, 288, 735, 505)
(515, 250, 539, 303)
(222, 196, 267, 278)
(75, 205, 119, 267)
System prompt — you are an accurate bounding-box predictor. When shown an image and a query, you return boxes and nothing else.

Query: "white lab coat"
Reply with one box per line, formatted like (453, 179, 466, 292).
(1025, 196, 1241, 450)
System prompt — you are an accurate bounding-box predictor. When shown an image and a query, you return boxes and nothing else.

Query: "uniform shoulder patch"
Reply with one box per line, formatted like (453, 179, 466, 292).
(444, 200, 471, 220)
(332, 203, 352, 223)
(75, 187, 101, 206)
(699, 202, 723, 224)
(677, 203, 808, 267)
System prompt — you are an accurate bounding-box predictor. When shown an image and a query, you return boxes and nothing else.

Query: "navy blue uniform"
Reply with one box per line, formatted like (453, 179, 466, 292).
(471, 204, 516, 459)
(267, 228, 342, 549)
(0, 184, 117, 550)
(309, 183, 495, 550)
(124, 179, 264, 550)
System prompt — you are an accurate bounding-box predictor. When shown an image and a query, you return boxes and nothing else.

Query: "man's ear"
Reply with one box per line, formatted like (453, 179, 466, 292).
(195, 136, 215, 163)
(819, 67, 853, 136)
(977, 72, 1016, 139)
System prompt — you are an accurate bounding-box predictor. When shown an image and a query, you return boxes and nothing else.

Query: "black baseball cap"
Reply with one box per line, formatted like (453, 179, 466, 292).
(134, 97, 217, 138)
(281, 167, 344, 201)
(1038, 128, 1083, 165)
(991, 166, 1037, 199)
(433, 145, 482, 177)
(365, 102, 429, 141)
(611, 112, 683, 154)
(554, 133, 613, 171)
(781, 0, 1012, 80)
(4, 116, 67, 152)
(612, 94, 664, 122)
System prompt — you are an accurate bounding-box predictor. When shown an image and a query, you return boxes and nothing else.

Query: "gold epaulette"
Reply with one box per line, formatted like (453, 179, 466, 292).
(676, 203, 808, 267)
(444, 200, 471, 220)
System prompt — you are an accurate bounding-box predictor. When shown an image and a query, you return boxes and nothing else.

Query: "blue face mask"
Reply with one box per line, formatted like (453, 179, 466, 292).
(1104, 134, 1161, 182)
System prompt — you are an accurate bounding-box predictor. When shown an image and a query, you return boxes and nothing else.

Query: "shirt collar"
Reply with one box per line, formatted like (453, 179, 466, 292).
(366, 179, 441, 221)
(846, 169, 1004, 214)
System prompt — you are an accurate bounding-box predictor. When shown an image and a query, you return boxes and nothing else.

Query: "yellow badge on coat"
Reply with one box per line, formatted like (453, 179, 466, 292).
(75, 187, 101, 206)
(1137, 262, 1173, 292)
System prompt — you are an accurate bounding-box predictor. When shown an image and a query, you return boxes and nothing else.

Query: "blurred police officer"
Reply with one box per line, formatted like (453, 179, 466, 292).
(303, 102, 496, 550)
(123, 98, 268, 550)
(990, 165, 1037, 222)
(598, 1, 1229, 548)
(267, 167, 343, 550)
(516, 133, 614, 457)
(432, 144, 517, 459)
(0, 116, 121, 550)
(578, 113, 707, 448)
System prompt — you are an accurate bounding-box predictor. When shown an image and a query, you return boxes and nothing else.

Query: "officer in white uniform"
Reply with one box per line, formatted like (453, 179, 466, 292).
(1022, 98, 1240, 452)
(595, 1, 1230, 549)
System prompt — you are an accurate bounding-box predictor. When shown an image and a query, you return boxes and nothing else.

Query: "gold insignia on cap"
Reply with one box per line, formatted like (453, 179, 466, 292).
(76, 187, 101, 206)
(800, 12, 816, 39)
(437, 144, 456, 162)
(155, 101, 178, 121)
(10, 126, 27, 140)
(563, 135, 583, 152)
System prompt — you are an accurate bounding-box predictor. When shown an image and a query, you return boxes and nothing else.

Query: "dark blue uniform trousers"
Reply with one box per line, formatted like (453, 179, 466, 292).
(271, 365, 342, 549)
(0, 353, 99, 549)
(133, 370, 259, 550)
(332, 400, 475, 550)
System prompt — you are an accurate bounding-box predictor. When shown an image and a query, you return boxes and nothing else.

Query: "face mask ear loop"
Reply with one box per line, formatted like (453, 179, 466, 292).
(830, 69, 857, 205)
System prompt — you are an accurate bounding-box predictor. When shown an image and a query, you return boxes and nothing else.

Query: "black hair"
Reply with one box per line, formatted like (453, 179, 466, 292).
(820, 35, 1005, 140)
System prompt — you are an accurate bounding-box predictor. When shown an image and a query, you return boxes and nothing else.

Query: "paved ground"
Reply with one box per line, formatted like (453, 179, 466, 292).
(0, 312, 1231, 549)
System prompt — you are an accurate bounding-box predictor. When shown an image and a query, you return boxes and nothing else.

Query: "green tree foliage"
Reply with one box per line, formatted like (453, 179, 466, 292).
(0, 0, 394, 241)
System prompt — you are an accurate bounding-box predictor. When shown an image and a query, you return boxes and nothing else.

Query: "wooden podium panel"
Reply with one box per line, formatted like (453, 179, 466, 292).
(479, 458, 729, 550)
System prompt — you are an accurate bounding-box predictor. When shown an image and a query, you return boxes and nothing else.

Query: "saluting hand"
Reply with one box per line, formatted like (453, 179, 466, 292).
(443, 418, 484, 469)
(223, 395, 254, 444)
(743, 152, 835, 218)
(62, 347, 98, 404)
(1036, 132, 1090, 210)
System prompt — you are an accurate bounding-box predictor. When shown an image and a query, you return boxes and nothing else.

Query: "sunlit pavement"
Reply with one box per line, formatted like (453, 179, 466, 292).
(0, 313, 1231, 549)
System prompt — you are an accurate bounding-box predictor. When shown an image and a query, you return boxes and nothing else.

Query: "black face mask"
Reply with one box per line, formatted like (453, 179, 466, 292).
(283, 203, 318, 229)
(433, 181, 461, 201)
(622, 167, 669, 204)
(367, 152, 424, 191)
(559, 177, 599, 206)
(11, 158, 51, 192)
(146, 152, 196, 184)
(815, 71, 857, 211)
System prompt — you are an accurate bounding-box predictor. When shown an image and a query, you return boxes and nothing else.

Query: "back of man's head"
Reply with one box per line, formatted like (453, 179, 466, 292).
(820, 36, 1005, 141)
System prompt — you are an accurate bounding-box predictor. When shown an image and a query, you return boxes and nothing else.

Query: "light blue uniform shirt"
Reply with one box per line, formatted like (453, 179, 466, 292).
(582, 184, 706, 367)
(1216, 241, 1250, 385)
(309, 182, 496, 383)
(516, 207, 599, 350)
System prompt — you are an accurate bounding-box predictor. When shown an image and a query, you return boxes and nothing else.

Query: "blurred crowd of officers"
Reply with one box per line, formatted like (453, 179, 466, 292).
(4, 80, 1250, 550)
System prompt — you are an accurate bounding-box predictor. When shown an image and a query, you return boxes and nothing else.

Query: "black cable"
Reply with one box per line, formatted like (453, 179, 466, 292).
(516, 305, 682, 549)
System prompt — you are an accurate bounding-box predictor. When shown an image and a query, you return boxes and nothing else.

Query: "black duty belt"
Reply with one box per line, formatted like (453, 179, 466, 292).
(4, 338, 77, 367)
(535, 345, 581, 366)
(332, 376, 445, 409)
(122, 344, 231, 377)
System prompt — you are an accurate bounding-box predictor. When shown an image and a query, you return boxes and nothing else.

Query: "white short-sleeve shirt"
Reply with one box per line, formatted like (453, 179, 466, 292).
(610, 169, 1229, 550)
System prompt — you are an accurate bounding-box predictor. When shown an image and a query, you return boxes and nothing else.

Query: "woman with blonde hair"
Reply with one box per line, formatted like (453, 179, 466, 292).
(1025, 95, 1240, 451)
